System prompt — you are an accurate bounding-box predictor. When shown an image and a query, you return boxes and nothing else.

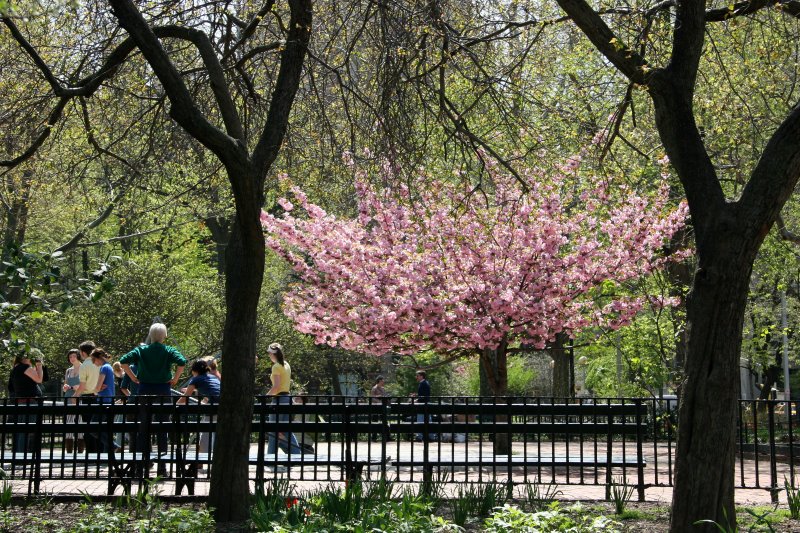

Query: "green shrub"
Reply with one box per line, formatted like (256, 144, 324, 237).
(484, 503, 621, 533)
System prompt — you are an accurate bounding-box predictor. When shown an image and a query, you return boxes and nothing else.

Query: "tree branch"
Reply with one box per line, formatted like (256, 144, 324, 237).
(554, 0, 649, 84)
(108, 0, 241, 163)
(669, 0, 707, 96)
(0, 97, 69, 169)
(738, 102, 800, 239)
(222, 0, 277, 63)
(54, 191, 125, 253)
(156, 25, 244, 140)
(251, 0, 312, 176)
(705, 0, 800, 20)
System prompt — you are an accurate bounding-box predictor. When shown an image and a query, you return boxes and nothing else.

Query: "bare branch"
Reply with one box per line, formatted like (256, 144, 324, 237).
(222, 0, 277, 63)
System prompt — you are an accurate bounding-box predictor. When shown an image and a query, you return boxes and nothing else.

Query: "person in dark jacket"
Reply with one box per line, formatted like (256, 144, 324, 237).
(412, 370, 434, 442)
(8, 354, 44, 452)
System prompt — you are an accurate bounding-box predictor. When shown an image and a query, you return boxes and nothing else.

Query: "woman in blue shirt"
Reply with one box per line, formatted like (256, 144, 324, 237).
(178, 359, 221, 462)
(89, 349, 118, 453)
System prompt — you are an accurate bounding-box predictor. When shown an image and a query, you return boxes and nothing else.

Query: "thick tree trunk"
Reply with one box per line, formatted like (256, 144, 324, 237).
(480, 342, 510, 454)
(550, 333, 571, 398)
(670, 247, 753, 532)
(207, 187, 265, 523)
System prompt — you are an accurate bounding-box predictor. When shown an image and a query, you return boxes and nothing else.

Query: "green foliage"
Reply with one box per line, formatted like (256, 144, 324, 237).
(30, 255, 223, 363)
(483, 503, 621, 533)
(252, 480, 461, 533)
(0, 244, 103, 360)
(696, 506, 783, 533)
(520, 482, 563, 512)
(449, 482, 512, 526)
(251, 478, 296, 530)
(447, 356, 541, 397)
(609, 477, 635, 515)
(0, 480, 12, 510)
(785, 477, 800, 519)
(63, 502, 214, 533)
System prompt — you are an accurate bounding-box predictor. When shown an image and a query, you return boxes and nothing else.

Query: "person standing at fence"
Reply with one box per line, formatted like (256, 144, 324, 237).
(120, 323, 186, 476)
(266, 343, 304, 455)
(177, 359, 220, 459)
(8, 353, 44, 453)
(62, 348, 83, 453)
(370, 376, 388, 441)
(88, 348, 119, 452)
(73, 341, 100, 453)
(412, 370, 433, 442)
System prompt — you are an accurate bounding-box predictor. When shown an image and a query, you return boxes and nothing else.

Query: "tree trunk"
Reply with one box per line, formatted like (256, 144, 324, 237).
(480, 342, 510, 454)
(207, 168, 265, 523)
(205, 215, 230, 275)
(670, 246, 753, 532)
(550, 332, 571, 398)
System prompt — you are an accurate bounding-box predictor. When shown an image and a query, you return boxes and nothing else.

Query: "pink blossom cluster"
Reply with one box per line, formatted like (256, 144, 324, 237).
(261, 156, 688, 355)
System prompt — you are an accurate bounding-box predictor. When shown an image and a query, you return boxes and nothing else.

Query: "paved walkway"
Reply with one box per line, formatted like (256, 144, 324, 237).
(2, 440, 793, 505)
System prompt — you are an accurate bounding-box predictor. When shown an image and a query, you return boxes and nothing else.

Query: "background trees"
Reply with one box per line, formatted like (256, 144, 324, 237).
(4, 1, 800, 528)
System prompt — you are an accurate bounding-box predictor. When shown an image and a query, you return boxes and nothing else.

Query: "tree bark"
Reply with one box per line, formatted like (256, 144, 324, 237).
(670, 239, 753, 531)
(207, 175, 264, 522)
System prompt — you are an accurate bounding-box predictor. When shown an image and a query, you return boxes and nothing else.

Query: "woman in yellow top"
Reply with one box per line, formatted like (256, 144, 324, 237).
(266, 343, 304, 455)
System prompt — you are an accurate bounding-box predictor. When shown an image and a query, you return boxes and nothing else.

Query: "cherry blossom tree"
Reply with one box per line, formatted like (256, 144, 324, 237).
(262, 153, 687, 404)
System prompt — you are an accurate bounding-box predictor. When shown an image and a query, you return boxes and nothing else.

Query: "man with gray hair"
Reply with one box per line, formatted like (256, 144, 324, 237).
(120, 323, 186, 475)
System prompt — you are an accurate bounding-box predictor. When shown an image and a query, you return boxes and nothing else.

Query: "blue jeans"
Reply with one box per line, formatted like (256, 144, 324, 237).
(89, 398, 119, 452)
(415, 412, 437, 442)
(12, 411, 36, 453)
(267, 395, 303, 455)
(136, 383, 172, 456)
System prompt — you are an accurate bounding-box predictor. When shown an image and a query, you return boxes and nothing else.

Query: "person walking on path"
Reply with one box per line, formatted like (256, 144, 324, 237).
(120, 323, 186, 476)
(62, 348, 83, 453)
(266, 343, 303, 456)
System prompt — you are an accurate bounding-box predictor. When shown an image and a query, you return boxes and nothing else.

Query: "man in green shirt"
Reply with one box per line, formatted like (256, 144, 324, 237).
(120, 323, 186, 475)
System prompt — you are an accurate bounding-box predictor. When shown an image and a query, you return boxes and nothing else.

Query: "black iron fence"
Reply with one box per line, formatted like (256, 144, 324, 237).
(0, 396, 796, 500)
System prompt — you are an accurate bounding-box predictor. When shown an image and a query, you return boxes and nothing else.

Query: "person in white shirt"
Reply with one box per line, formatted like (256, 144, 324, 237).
(72, 340, 99, 453)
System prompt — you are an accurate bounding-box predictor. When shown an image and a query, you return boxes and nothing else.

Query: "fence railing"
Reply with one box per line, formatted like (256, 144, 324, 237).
(0, 396, 796, 500)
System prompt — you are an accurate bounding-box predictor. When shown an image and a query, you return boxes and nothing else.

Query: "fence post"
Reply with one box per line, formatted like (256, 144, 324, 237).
(344, 404, 354, 483)
(768, 402, 779, 503)
(606, 402, 613, 501)
(635, 400, 645, 502)
(31, 398, 43, 495)
(380, 398, 389, 480)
